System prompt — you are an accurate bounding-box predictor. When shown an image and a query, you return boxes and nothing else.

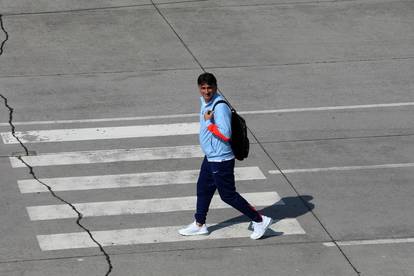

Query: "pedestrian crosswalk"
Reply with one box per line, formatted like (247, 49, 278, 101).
(1, 120, 305, 251)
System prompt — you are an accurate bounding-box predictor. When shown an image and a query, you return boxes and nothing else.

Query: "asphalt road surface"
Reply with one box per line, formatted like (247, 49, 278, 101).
(0, 1, 413, 275)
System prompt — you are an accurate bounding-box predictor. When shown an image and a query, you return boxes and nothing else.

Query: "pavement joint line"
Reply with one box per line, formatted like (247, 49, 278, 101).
(204, 56, 414, 70)
(247, 127, 362, 275)
(153, 0, 260, 118)
(1, 101, 413, 127)
(150, 0, 205, 70)
(0, 239, 331, 265)
(0, 0, 206, 17)
(0, 95, 113, 276)
(0, 67, 201, 79)
(0, 253, 106, 265)
(1, 4, 153, 17)
(0, 56, 412, 79)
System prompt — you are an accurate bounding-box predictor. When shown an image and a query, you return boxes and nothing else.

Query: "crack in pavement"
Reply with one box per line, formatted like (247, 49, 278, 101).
(0, 21, 113, 271)
(0, 15, 112, 276)
(0, 15, 9, 55)
(0, 95, 113, 275)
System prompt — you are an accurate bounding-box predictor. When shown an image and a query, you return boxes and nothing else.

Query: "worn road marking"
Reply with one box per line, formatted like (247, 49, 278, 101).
(324, 237, 414, 247)
(240, 102, 414, 115)
(269, 163, 414, 174)
(18, 167, 265, 193)
(37, 218, 305, 250)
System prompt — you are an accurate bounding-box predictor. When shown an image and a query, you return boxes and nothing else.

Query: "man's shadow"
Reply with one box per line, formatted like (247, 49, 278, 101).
(208, 195, 314, 238)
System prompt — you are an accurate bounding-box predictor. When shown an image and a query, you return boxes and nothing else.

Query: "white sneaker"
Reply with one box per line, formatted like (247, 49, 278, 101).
(250, 216, 273, 240)
(178, 221, 209, 236)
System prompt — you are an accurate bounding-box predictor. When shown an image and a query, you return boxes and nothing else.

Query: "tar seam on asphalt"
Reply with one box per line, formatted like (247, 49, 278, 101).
(0, 95, 113, 276)
(150, 0, 206, 71)
(0, 55, 412, 79)
(250, 128, 365, 274)
(1, 0, 207, 16)
(0, 16, 113, 276)
(149, 3, 362, 275)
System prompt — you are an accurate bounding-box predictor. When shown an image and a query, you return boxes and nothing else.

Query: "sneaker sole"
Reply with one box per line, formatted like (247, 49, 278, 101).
(250, 217, 273, 240)
(178, 230, 209, 236)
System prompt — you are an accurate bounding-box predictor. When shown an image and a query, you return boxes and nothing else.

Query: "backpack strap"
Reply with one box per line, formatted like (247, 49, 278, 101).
(212, 100, 232, 112)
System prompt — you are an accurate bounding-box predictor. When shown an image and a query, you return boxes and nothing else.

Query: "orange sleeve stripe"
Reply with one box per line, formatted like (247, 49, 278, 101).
(207, 124, 230, 142)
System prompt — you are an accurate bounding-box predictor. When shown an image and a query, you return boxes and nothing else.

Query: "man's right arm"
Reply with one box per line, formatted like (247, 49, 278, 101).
(205, 104, 231, 142)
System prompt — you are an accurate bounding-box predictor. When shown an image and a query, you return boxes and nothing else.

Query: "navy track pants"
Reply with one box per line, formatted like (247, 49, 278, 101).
(194, 157, 262, 224)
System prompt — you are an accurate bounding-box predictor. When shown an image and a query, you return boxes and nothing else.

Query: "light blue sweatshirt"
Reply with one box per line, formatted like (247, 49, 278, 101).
(199, 93, 235, 162)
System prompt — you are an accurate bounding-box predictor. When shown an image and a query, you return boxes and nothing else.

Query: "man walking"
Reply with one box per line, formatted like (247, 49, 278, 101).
(178, 72, 272, 240)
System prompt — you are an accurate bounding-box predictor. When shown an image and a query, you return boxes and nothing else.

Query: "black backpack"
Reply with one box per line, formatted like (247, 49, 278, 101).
(212, 100, 249, 161)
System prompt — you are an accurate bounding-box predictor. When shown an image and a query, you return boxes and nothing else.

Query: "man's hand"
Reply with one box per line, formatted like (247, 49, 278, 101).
(204, 110, 214, 121)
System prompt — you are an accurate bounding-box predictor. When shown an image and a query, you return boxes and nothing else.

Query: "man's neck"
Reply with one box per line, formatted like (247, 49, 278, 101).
(204, 93, 218, 104)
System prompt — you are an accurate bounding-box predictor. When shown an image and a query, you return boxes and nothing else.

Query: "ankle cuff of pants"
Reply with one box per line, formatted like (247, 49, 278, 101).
(253, 213, 263, 223)
(195, 214, 206, 225)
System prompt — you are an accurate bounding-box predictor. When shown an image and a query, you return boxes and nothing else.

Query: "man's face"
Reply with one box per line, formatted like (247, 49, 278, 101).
(199, 83, 217, 103)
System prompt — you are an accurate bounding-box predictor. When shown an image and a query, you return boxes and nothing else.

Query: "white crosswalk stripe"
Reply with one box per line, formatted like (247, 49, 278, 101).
(1, 122, 199, 144)
(27, 192, 282, 221)
(37, 219, 305, 251)
(9, 145, 204, 168)
(18, 167, 265, 193)
(4, 120, 306, 251)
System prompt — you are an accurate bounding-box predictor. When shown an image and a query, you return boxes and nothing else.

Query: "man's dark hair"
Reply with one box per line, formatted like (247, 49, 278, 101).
(197, 72, 217, 87)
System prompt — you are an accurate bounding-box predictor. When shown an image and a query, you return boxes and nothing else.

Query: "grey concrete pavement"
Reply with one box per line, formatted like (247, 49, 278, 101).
(0, 244, 357, 276)
(1, 0, 413, 275)
(263, 136, 414, 239)
(0, 1, 150, 15)
(0, 70, 202, 123)
(159, 1, 414, 67)
(342, 243, 414, 276)
(0, 6, 198, 76)
(1, 58, 413, 123)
